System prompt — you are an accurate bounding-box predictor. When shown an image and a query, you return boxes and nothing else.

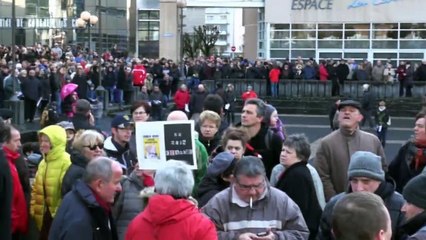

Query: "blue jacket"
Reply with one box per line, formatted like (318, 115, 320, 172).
(49, 180, 118, 240)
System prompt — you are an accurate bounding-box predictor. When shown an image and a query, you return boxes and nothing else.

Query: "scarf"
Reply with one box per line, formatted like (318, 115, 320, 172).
(90, 188, 111, 214)
(414, 139, 426, 171)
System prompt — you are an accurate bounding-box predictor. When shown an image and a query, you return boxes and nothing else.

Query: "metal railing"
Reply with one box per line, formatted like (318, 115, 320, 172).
(202, 79, 426, 99)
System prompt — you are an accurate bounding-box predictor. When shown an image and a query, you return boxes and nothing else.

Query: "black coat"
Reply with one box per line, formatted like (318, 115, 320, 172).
(317, 177, 406, 240)
(72, 74, 89, 100)
(276, 161, 322, 240)
(0, 150, 12, 240)
(61, 151, 89, 197)
(244, 124, 283, 179)
(49, 180, 119, 240)
(189, 91, 208, 114)
(388, 141, 424, 193)
(197, 175, 229, 207)
(21, 76, 41, 101)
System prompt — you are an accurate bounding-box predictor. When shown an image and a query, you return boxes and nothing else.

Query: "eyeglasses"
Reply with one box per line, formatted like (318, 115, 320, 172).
(84, 143, 104, 151)
(133, 111, 146, 115)
(236, 180, 266, 191)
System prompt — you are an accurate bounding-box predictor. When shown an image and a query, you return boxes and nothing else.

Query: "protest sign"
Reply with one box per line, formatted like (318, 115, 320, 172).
(135, 120, 197, 169)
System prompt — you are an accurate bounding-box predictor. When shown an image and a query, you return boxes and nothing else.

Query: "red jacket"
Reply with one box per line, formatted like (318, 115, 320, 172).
(174, 89, 191, 110)
(3, 146, 28, 234)
(132, 64, 147, 86)
(319, 65, 329, 82)
(269, 68, 281, 83)
(125, 195, 217, 240)
(241, 90, 258, 102)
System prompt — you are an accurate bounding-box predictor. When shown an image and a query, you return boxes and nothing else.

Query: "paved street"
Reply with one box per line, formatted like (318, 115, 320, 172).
(19, 111, 414, 164)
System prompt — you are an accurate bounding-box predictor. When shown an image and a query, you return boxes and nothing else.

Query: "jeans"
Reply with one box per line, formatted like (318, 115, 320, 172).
(271, 83, 278, 97)
(376, 127, 388, 148)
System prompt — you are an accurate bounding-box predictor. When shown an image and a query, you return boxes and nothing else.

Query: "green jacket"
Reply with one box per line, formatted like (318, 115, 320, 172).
(30, 125, 71, 230)
(193, 138, 208, 197)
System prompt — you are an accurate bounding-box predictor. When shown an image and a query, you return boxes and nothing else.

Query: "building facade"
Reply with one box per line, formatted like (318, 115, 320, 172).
(262, 0, 426, 64)
(0, 0, 129, 53)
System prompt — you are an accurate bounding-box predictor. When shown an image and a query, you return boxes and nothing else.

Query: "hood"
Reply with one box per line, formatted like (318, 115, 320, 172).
(143, 194, 197, 225)
(104, 136, 117, 152)
(39, 125, 68, 160)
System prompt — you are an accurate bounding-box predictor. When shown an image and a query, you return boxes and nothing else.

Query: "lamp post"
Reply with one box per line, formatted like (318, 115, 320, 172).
(76, 11, 98, 50)
(177, 0, 187, 61)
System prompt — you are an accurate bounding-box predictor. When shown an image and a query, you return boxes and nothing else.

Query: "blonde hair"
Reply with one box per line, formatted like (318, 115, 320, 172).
(72, 130, 104, 151)
(199, 110, 221, 129)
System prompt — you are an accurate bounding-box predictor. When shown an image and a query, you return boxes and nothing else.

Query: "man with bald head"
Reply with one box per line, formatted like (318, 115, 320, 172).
(166, 110, 208, 196)
(167, 110, 188, 121)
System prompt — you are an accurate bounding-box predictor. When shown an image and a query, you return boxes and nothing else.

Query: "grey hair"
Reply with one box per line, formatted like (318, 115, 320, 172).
(233, 156, 266, 178)
(244, 98, 266, 118)
(154, 160, 194, 198)
(283, 134, 311, 162)
(83, 157, 115, 183)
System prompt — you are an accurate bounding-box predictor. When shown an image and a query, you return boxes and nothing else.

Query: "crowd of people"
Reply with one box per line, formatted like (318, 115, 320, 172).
(0, 42, 426, 240)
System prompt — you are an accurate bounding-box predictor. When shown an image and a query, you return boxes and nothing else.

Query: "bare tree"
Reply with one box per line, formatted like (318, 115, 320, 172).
(194, 25, 220, 57)
(183, 33, 200, 59)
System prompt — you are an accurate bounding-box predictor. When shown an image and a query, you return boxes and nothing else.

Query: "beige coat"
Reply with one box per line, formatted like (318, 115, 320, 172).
(313, 128, 386, 201)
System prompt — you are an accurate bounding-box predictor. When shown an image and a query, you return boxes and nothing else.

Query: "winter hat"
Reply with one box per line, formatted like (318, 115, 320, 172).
(348, 151, 385, 181)
(207, 152, 236, 177)
(263, 104, 277, 125)
(403, 174, 426, 209)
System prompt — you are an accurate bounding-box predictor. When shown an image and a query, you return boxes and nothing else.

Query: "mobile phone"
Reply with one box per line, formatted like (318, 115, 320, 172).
(257, 232, 268, 237)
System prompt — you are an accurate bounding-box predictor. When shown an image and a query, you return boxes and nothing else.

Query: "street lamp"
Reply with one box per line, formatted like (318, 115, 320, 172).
(76, 11, 98, 50)
(177, 0, 187, 61)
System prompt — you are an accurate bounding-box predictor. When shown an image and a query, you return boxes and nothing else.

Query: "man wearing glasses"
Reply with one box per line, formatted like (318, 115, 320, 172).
(202, 156, 309, 240)
(104, 114, 137, 174)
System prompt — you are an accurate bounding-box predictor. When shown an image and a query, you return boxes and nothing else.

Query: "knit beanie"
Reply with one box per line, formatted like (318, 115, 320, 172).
(403, 174, 426, 209)
(263, 104, 277, 126)
(348, 151, 385, 181)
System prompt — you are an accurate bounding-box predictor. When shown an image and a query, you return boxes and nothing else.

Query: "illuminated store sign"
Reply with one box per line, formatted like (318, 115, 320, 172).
(0, 18, 78, 29)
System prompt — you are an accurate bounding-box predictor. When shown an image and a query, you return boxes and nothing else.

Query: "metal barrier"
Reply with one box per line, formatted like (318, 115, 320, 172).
(202, 79, 426, 99)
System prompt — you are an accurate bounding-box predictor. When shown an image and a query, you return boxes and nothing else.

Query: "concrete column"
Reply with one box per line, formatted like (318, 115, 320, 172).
(159, 0, 178, 61)
(243, 8, 258, 60)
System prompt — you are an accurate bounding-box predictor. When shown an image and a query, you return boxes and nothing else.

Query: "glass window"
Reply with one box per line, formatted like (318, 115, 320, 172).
(292, 40, 315, 48)
(259, 41, 264, 49)
(206, 16, 214, 21)
(373, 23, 397, 30)
(400, 30, 426, 39)
(271, 24, 289, 30)
(270, 50, 289, 58)
(345, 23, 370, 30)
(344, 52, 368, 59)
(318, 24, 343, 30)
(270, 40, 289, 48)
(292, 24, 315, 30)
(291, 50, 315, 58)
(400, 40, 426, 49)
(373, 30, 397, 39)
(319, 52, 343, 59)
(139, 10, 159, 20)
(292, 31, 316, 39)
(373, 53, 397, 59)
(372, 41, 398, 49)
(345, 40, 370, 48)
(318, 40, 343, 48)
(26, 3, 37, 16)
(270, 31, 289, 39)
(345, 31, 370, 39)
(220, 15, 227, 20)
(400, 23, 426, 30)
(400, 53, 424, 59)
(318, 31, 342, 39)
